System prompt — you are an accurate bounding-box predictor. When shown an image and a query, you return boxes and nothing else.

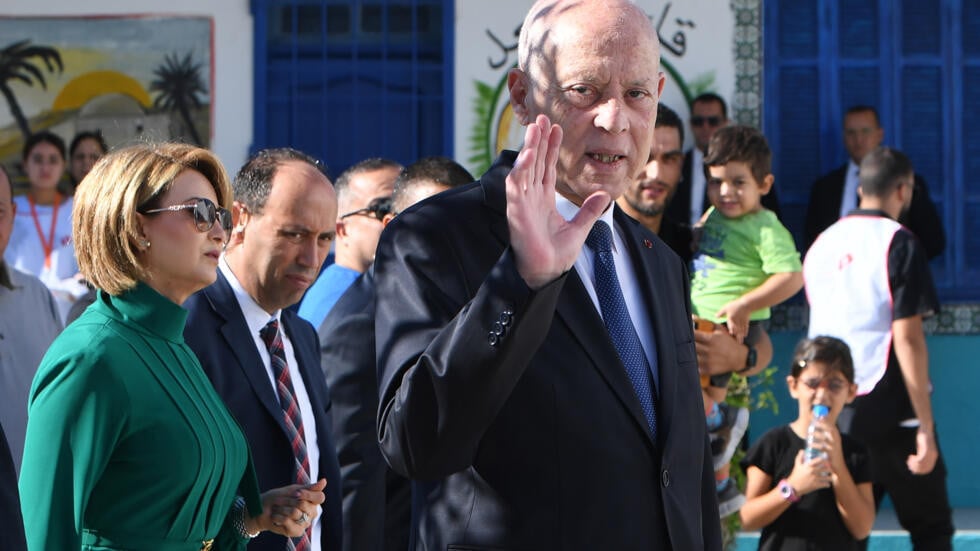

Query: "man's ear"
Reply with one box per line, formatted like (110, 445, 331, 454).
(508, 68, 531, 126)
(231, 201, 248, 231)
(381, 212, 396, 228)
(335, 219, 348, 239)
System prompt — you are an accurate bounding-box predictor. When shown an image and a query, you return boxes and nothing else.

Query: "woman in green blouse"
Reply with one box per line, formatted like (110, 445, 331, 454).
(19, 143, 326, 550)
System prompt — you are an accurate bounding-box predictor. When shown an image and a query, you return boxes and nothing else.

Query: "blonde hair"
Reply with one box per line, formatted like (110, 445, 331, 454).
(72, 142, 232, 295)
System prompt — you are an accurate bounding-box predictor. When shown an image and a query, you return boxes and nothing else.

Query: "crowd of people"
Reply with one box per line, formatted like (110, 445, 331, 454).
(0, 0, 954, 549)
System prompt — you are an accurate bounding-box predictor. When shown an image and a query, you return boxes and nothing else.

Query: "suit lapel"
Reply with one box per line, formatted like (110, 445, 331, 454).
(480, 153, 665, 448)
(208, 272, 293, 438)
(555, 271, 658, 447)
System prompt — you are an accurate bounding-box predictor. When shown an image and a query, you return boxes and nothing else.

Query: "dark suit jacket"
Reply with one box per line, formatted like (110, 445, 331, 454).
(804, 164, 945, 258)
(373, 151, 721, 550)
(0, 421, 26, 551)
(669, 149, 782, 225)
(184, 272, 343, 551)
(318, 267, 410, 551)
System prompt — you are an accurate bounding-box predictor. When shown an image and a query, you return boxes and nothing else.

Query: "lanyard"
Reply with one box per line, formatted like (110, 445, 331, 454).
(27, 193, 62, 270)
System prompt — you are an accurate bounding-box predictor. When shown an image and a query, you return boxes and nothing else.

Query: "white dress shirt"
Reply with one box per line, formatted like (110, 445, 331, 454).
(839, 160, 861, 219)
(219, 258, 322, 550)
(689, 147, 707, 226)
(555, 195, 659, 391)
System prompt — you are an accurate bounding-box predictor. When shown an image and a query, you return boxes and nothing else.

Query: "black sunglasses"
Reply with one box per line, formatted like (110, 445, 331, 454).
(142, 197, 233, 237)
(691, 115, 723, 127)
(341, 196, 394, 221)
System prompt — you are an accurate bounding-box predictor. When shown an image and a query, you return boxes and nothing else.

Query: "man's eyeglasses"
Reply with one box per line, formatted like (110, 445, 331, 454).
(800, 377, 849, 394)
(341, 196, 394, 221)
(691, 116, 723, 128)
(141, 197, 233, 238)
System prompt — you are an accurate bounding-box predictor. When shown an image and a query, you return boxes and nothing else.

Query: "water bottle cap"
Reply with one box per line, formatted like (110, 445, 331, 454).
(813, 404, 830, 417)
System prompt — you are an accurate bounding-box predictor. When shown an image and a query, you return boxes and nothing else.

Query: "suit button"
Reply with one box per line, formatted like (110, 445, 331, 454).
(488, 332, 499, 346)
(493, 321, 505, 335)
(661, 469, 670, 487)
(499, 312, 512, 326)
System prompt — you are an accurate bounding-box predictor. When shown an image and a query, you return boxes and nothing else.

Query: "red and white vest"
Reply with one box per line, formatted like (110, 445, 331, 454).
(804, 215, 902, 395)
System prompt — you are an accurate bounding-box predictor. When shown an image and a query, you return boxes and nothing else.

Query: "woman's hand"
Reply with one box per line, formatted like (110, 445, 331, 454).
(245, 478, 327, 537)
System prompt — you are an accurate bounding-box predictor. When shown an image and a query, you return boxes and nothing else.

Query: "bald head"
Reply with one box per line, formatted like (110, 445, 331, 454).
(518, 0, 656, 77)
(509, 0, 664, 204)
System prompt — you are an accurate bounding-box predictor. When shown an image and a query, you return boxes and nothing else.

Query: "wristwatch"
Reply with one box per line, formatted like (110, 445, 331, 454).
(737, 344, 757, 374)
(778, 479, 800, 503)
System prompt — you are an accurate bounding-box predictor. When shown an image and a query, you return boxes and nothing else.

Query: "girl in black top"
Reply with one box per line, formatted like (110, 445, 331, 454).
(741, 336, 876, 550)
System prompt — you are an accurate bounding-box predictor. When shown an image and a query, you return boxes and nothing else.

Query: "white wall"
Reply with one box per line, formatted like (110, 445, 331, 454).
(3, 0, 254, 173)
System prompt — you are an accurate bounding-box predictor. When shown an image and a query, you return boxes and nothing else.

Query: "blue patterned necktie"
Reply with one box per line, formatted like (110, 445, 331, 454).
(260, 318, 312, 551)
(586, 221, 658, 437)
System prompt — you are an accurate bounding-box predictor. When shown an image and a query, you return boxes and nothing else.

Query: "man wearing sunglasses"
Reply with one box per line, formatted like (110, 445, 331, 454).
(299, 158, 401, 328)
(184, 148, 344, 551)
(318, 156, 473, 551)
(667, 93, 780, 227)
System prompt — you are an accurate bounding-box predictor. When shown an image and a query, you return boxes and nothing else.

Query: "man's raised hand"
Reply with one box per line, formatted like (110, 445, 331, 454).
(507, 115, 611, 289)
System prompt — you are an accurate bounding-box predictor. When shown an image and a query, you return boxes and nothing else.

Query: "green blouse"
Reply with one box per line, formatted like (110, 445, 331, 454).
(20, 283, 261, 550)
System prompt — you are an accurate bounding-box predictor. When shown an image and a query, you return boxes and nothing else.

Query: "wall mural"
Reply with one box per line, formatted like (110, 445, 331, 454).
(0, 15, 212, 185)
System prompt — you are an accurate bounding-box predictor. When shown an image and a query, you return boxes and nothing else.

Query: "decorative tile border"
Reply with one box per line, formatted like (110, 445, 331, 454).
(731, 0, 762, 128)
(770, 303, 980, 335)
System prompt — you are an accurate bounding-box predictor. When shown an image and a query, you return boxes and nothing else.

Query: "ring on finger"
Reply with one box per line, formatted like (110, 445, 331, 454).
(298, 511, 309, 524)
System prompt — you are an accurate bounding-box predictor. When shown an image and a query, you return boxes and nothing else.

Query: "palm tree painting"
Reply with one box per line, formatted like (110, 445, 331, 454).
(150, 52, 207, 146)
(0, 40, 63, 141)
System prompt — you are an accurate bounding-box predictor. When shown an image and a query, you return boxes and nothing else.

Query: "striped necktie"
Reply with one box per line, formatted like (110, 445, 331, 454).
(260, 318, 312, 551)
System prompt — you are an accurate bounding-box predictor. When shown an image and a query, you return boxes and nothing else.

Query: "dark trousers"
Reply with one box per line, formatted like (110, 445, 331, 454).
(850, 423, 954, 551)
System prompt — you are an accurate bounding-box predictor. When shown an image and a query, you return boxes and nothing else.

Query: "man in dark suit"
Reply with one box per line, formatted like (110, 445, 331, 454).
(373, 1, 721, 549)
(804, 105, 945, 258)
(318, 157, 472, 551)
(669, 93, 780, 228)
(185, 148, 342, 551)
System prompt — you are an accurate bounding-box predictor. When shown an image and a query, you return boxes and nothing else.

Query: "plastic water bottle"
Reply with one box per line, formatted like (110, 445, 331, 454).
(804, 404, 830, 462)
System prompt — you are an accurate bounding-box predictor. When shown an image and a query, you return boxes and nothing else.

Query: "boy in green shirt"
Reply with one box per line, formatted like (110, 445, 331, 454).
(691, 125, 803, 517)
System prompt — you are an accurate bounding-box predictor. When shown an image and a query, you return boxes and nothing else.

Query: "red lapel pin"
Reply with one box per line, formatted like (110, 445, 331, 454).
(643, 239, 653, 249)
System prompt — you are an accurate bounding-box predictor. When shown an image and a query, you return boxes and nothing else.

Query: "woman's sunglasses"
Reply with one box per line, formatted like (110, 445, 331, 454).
(141, 197, 233, 237)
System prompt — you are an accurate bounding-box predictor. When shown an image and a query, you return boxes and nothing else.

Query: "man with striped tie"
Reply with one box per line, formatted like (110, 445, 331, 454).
(185, 148, 342, 551)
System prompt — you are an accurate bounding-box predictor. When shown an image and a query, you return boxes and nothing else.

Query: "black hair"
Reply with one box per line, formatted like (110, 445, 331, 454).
(22, 131, 67, 162)
(844, 105, 881, 128)
(656, 103, 684, 145)
(691, 92, 728, 120)
(859, 147, 914, 199)
(790, 336, 856, 383)
(69, 130, 108, 158)
(233, 148, 326, 212)
(703, 125, 772, 186)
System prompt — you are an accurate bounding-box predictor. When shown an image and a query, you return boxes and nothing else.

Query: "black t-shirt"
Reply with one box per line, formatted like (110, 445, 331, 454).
(741, 425, 872, 551)
(844, 210, 940, 443)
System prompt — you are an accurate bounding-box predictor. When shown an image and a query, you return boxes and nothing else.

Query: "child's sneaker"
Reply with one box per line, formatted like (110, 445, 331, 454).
(717, 477, 746, 518)
(709, 403, 749, 470)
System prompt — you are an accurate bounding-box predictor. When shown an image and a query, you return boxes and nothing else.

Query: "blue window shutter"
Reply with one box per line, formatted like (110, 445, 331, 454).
(778, 1, 820, 57)
(901, 0, 941, 55)
(967, 0, 980, 54)
(838, 0, 878, 58)
(252, 0, 452, 174)
(898, 66, 943, 189)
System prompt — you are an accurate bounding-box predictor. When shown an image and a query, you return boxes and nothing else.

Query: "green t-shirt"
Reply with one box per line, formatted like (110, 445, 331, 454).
(690, 207, 801, 323)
